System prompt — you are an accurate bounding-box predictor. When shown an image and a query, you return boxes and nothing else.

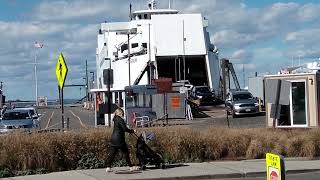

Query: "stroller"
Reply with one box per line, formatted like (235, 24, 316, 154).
(133, 131, 166, 170)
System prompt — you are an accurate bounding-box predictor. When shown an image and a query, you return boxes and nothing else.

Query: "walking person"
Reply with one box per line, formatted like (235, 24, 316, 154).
(106, 108, 136, 172)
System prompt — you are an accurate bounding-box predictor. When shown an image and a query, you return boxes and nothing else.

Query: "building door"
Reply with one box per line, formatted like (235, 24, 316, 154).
(290, 81, 307, 126)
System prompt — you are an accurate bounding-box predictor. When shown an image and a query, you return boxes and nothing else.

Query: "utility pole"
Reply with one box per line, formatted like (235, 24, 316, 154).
(85, 60, 89, 102)
(90, 71, 95, 101)
(243, 64, 245, 88)
(0, 82, 3, 109)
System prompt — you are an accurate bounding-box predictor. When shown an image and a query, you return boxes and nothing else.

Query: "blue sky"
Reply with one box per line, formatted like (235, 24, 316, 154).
(0, 0, 320, 100)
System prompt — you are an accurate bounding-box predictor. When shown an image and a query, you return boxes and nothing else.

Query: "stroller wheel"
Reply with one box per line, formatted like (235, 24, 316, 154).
(155, 163, 166, 169)
(141, 165, 146, 170)
(155, 163, 160, 169)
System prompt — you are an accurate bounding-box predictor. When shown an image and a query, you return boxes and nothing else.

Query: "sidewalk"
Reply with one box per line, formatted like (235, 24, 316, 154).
(4, 159, 320, 180)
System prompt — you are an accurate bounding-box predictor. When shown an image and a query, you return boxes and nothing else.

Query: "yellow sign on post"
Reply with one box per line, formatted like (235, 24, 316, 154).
(266, 153, 285, 180)
(55, 53, 68, 89)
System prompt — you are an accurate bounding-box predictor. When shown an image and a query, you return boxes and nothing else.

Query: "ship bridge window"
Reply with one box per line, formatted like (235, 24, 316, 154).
(142, 43, 147, 48)
(121, 44, 128, 53)
(131, 43, 138, 48)
(144, 14, 148, 19)
(138, 14, 142, 19)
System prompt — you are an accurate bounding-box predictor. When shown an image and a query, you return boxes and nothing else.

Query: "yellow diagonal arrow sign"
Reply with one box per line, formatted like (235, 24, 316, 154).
(55, 53, 68, 90)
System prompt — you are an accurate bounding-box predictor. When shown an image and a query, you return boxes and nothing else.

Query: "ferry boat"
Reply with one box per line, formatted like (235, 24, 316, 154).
(92, 0, 221, 125)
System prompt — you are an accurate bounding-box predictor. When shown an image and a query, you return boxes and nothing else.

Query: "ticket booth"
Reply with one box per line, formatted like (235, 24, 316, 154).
(264, 73, 320, 128)
(125, 85, 157, 127)
(90, 88, 125, 127)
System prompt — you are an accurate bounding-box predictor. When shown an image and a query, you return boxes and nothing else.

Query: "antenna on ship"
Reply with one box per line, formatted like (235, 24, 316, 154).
(129, 3, 132, 20)
(169, 0, 171, 9)
(148, 0, 156, 10)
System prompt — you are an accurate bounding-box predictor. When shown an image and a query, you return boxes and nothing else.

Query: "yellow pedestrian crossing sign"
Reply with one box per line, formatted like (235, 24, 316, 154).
(55, 53, 68, 90)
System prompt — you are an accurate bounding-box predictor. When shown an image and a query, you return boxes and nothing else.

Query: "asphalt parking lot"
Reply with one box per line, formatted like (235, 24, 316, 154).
(185, 105, 266, 130)
(36, 105, 266, 131)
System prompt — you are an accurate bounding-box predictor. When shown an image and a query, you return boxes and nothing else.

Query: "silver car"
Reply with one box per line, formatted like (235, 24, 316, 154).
(0, 109, 39, 133)
(225, 91, 259, 118)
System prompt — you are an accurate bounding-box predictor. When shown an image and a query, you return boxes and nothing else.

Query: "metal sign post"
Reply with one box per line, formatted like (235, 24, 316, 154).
(55, 53, 68, 130)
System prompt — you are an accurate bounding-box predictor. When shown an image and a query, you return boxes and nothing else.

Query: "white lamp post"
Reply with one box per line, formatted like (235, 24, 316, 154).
(34, 41, 43, 106)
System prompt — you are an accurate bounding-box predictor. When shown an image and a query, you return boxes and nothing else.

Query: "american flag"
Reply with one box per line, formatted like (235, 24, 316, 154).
(34, 41, 44, 48)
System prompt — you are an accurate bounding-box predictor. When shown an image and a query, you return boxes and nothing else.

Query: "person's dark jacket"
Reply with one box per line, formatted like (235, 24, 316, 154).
(110, 115, 134, 147)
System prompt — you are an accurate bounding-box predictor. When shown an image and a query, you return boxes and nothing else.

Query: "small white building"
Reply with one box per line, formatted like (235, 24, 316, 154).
(265, 61, 320, 128)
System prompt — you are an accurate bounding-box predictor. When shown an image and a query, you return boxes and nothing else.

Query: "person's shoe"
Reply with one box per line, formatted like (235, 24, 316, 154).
(106, 167, 113, 172)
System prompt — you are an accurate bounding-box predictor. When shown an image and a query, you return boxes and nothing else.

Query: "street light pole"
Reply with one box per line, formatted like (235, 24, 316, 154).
(34, 41, 43, 106)
(108, 59, 111, 126)
(128, 34, 131, 86)
(148, 23, 152, 84)
(34, 47, 38, 106)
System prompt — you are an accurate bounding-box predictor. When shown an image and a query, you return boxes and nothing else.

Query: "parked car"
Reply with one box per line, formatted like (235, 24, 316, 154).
(225, 90, 259, 118)
(191, 86, 215, 105)
(14, 107, 41, 121)
(0, 109, 39, 133)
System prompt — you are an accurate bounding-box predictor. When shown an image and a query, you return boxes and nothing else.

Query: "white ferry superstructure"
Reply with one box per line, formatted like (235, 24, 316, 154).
(94, 0, 220, 99)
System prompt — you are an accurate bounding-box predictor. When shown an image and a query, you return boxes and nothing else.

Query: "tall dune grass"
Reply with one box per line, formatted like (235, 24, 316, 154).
(0, 127, 319, 176)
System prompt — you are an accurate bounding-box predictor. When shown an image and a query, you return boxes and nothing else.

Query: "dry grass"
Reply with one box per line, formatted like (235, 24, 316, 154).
(1, 127, 320, 174)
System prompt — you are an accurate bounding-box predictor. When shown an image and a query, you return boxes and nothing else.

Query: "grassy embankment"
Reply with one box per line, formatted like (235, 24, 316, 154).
(0, 127, 319, 177)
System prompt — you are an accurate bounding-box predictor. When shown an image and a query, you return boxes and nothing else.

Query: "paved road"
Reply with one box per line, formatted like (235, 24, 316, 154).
(186, 105, 266, 130)
(216, 171, 320, 180)
(37, 107, 95, 130)
(36, 105, 265, 131)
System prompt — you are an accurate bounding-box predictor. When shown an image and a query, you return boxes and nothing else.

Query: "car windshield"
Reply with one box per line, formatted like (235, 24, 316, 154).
(233, 93, 253, 101)
(196, 87, 211, 94)
(2, 112, 30, 120)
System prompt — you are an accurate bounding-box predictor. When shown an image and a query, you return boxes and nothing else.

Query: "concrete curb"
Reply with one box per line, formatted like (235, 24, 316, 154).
(130, 169, 320, 180)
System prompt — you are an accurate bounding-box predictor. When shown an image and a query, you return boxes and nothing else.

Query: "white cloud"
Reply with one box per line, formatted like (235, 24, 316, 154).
(212, 30, 258, 48)
(297, 3, 320, 22)
(32, 0, 129, 22)
(285, 28, 320, 59)
(285, 29, 320, 46)
(230, 49, 252, 63)
(34, 1, 107, 21)
(1, 0, 320, 99)
(0, 21, 67, 38)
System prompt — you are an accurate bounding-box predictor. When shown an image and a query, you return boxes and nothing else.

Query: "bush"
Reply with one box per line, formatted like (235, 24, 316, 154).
(0, 168, 11, 178)
(77, 153, 105, 169)
(1, 127, 320, 176)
